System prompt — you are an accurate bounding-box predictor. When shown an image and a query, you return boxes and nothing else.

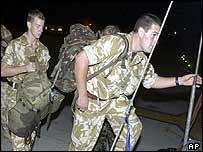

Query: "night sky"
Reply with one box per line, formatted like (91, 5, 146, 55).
(1, 0, 202, 75)
(2, 1, 201, 31)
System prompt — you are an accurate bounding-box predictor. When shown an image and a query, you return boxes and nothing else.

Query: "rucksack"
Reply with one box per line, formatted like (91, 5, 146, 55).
(50, 23, 97, 93)
(8, 66, 64, 138)
(51, 24, 129, 94)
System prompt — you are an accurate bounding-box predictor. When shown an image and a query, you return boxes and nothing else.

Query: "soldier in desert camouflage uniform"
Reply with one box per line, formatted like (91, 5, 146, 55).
(69, 13, 202, 151)
(1, 9, 50, 151)
(1, 24, 13, 141)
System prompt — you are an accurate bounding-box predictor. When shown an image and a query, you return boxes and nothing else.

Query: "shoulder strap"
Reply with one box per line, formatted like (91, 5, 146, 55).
(87, 33, 129, 81)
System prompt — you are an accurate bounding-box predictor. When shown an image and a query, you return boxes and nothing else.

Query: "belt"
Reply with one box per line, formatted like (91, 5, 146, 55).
(7, 81, 18, 89)
(87, 91, 105, 101)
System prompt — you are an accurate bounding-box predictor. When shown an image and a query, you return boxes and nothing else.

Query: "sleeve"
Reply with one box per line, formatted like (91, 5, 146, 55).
(1, 42, 15, 68)
(142, 63, 158, 89)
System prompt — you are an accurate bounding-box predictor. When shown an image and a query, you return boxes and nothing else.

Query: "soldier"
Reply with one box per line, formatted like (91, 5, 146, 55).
(1, 24, 13, 141)
(1, 9, 50, 150)
(69, 13, 202, 151)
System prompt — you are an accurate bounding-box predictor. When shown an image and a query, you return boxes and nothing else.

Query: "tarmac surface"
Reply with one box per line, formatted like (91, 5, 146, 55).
(1, 93, 202, 151)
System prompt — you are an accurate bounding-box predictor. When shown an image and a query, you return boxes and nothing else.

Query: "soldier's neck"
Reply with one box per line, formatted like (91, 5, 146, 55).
(25, 31, 37, 46)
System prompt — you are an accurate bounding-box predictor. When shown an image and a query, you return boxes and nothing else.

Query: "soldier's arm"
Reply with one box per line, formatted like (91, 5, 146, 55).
(152, 75, 202, 88)
(74, 50, 89, 111)
(1, 63, 36, 77)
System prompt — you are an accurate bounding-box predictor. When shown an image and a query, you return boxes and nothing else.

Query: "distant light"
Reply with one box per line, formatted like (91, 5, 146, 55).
(58, 28, 63, 32)
(88, 23, 92, 26)
(184, 60, 187, 63)
(181, 54, 186, 60)
(187, 64, 191, 67)
(184, 27, 187, 31)
(45, 26, 48, 30)
(50, 28, 55, 31)
(174, 31, 177, 35)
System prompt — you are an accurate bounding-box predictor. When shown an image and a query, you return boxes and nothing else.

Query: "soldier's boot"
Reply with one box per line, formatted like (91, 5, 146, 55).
(2, 125, 11, 141)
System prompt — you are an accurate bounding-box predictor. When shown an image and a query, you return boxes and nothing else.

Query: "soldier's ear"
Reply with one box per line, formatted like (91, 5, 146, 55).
(138, 27, 145, 38)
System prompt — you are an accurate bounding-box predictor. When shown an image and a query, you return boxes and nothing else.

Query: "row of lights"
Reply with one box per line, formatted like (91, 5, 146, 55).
(181, 54, 192, 68)
(167, 27, 187, 36)
(44, 23, 92, 33)
(45, 26, 63, 32)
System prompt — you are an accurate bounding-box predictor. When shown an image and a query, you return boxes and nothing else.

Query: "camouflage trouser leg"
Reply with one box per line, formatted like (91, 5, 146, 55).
(69, 106, 105, 151)
(69, 95, 142, 151)
(1, 82, 11, 140)
(106, 96, 143, 151)
(10, 131, 36, 151)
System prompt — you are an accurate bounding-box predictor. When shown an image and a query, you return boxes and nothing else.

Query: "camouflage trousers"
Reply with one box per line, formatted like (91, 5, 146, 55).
(69, 95, 142, 151)
(1, 81, 11, 140)
(10, 131, 36, 151)
(1, 83, 36, 151)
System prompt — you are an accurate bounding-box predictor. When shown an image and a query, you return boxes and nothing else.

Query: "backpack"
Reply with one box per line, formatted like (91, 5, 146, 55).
(8, 68, 64, 138)
(51, 24, 129, 94)
(50, 23, 97, 93)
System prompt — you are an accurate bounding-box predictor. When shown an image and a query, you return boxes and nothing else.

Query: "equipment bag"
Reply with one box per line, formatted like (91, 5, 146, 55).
(8, 71, 64, 137)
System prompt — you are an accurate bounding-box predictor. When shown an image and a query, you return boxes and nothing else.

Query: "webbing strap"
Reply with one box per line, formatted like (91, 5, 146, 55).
(87, 33, 129, 81)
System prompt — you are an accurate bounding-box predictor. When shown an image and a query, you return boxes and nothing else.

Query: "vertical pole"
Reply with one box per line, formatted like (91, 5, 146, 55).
(182, 32, 202, 151)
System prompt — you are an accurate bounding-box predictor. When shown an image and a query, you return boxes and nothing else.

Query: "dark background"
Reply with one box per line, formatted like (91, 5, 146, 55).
(1, 0, 202, 104)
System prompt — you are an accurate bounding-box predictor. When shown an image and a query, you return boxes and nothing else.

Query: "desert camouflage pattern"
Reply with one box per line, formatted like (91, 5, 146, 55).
(69, 32, 157, 150)
(1, 24, 13, 140)
(1, 32, 50, 150)
(85, 32, 157, 99)
(94, 25, 121, 151)
(51, 23, 97, 93)
(2, 33, 50, 83)
(10, 130, 36, 151)
(1, 81, 12, 140)
(1, 24, 13, 58)
(69, 95, 142, 151)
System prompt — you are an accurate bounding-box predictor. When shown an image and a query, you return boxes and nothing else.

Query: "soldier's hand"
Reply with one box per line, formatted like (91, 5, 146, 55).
(25, 62, 36, 72)
(76, 95, 89, 112)
(179, 74, 202, 87)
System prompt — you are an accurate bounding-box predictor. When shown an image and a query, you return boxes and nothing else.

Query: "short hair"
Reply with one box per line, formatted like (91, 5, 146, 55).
(27, 9, 45, 22)
(133, 13, 161, 33)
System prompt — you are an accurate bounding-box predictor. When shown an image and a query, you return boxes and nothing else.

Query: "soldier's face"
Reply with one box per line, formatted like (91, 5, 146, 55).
(28, 17, 45, 39)
(140, 24, 160, 53)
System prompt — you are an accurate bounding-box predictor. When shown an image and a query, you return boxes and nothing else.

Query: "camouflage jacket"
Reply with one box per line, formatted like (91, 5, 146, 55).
(1, 24, 13, 58)
(1, 32, 50, 84)
(84, 32, 158, 100)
